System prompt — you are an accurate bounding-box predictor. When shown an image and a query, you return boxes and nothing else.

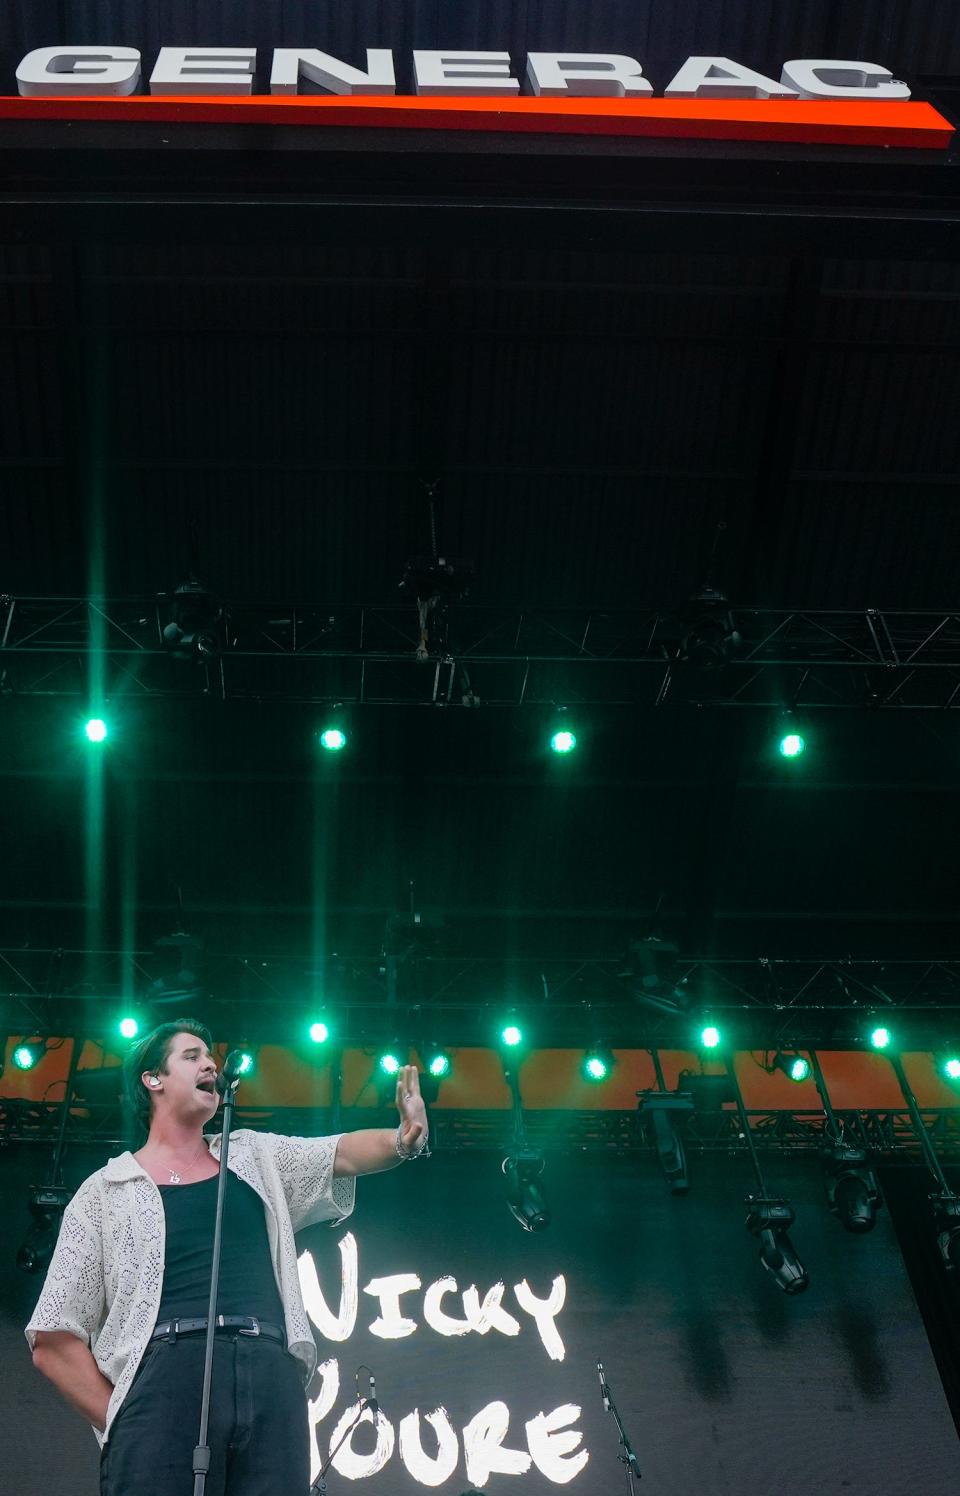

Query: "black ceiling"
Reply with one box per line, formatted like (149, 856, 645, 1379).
(1, 2, 959, 1037)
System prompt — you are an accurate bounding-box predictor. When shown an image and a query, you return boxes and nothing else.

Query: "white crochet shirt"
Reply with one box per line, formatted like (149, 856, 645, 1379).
(24, 1129, 356, 1444)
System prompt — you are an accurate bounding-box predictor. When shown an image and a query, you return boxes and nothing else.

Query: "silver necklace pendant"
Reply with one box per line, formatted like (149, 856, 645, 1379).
(169, 1170, 181, 1184)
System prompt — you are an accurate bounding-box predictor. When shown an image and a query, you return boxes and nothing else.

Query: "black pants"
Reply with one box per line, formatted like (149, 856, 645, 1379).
(100, 1331, 310, 1496)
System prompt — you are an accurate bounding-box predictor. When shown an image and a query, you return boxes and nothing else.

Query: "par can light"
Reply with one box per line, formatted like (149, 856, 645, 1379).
(772, 1051, 811, 1083)
(12, 1039, 46, 1071)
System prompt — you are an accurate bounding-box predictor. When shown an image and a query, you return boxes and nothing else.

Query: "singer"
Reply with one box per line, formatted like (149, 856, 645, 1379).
(25, 1019, 431, 1495)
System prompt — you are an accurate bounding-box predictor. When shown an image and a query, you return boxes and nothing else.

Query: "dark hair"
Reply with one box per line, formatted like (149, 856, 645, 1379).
(122, 1017, 213, 1144)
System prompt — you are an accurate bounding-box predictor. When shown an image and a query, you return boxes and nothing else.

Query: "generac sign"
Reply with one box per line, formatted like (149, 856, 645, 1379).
(2, 46, 954, 147)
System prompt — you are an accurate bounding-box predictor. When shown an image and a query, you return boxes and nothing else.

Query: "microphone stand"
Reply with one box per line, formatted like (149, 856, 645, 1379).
(598, 1362, 641, 1491)
(308, 1393, 377, 1495)
(191, 1056, 243, 1496)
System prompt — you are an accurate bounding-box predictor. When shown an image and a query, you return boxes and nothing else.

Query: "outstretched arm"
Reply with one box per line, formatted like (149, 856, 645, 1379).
(333, 1065, 429, 1176)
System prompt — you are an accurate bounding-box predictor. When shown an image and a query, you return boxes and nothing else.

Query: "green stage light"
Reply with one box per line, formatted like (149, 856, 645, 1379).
(85, 718, 108, 743)
(378, 1050, 402, 1076)
(773, 1052, 810, 1083)
(118, 1016, 140, 1041)
(428, 1052, 450, 1079)
(237, 1051, 255, 1075)
(13, 1040, 45, 1071)
(870, 1026, 891, 1051)
(501, 1024, 523, 1048)
(319, 727, 347, 751)
(309, 1020, 330, 1044)
(779, 733, 805, 758)
(700, 1025, 721, 1050)
(582, 1049, 614, 1082)
(941, 1055, 960, 1083)
(550, 729, 577, 754)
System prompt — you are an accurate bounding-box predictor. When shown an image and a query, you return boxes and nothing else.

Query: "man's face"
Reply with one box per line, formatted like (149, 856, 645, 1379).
(144, 1031, 220, 1122)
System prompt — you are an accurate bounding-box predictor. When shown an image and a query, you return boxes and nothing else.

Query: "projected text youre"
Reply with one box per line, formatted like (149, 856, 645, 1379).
(299, 1233, 586, 1486)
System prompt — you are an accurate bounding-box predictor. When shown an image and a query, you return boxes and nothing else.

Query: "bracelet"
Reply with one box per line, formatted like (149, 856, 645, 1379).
(395, 1126, 431, 1162)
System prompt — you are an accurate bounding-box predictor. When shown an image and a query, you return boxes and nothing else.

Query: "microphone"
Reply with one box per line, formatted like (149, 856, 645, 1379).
(597, 1359, 611, 1412)
(367, 1371, 379, 1416)
(216, 1050, 248, 1097)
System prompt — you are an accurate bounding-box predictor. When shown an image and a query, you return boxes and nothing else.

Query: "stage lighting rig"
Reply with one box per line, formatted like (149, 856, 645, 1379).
(424, 1045, 451, 1080)
(148, 929, 204, 1004)
(413, 1043, 450, 1105)
(84, 717, 109, 744)
(821, 1139, 881, 1233)
(638, 1087, 694, 1194)
(502, 1149, 550, 1233)
(583, 1046, 615, 1082)
(399, 553, 475, 662)
(17, 1184, 73, 1275)
(549, 707, 578, 755)
(721, 1048, 809, 1292)
(883, 1046, 960, 1274)
(381, 909, 445, 964)
(677, 586, 741, 670)
(159, 577, 225, 662)
(12, 1038, 46, 1071)
(500, 1031, 550, 1232)
(936, 1048, 960, 1085)
(620, 935, 690, 1017)
(17, 1036, 86, 1275)
(745, 1197, 809, 1295)
(770, 1051, 811, 1083)
(374, 1043, 407, 1104)
(803, 1047, 882, 1233)
(317, 703, 350, 752)
(933, 1192, 960, 1271)
(400, 554, 474, 603)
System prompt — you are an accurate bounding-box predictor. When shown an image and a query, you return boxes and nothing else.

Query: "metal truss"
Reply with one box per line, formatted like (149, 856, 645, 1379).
(2, 1100, 959, 1159)
(3, 597, 960, 707)
(3, 948, 960, 1049)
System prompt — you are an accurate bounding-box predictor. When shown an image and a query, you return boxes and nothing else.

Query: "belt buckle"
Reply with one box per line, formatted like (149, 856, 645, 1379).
(238, 1317, 260, 1337)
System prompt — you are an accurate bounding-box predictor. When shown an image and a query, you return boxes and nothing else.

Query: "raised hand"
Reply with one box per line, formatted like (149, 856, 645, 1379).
(395, 1064, 428, 1153)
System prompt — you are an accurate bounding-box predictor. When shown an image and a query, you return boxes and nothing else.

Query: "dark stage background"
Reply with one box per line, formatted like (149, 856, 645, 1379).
(2, 1147, 957, 1494)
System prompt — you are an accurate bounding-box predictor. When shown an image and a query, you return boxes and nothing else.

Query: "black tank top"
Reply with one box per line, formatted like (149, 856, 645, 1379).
(156, 1172, 285, 1324)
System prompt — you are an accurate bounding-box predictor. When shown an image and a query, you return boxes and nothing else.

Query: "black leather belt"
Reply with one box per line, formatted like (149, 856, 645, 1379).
(151, 1315, 286, 1346)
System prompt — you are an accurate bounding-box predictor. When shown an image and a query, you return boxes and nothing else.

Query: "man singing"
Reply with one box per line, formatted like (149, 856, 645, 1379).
(25, 1019, 430, 1494)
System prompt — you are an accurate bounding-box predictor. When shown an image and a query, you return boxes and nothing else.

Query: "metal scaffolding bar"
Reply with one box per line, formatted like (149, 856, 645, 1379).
(2, 1100, 959, 1156)
(3, 598, 960, 706)
(2, 949, 960, 1047)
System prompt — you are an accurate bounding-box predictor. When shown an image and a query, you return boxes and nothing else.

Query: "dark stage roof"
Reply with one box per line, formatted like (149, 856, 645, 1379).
(1, 2, 959, 1040)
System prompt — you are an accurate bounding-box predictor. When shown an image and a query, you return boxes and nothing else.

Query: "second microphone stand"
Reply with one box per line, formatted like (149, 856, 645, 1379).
(308, 1387, 378, 1496)
(598, 1361, 642, 1491)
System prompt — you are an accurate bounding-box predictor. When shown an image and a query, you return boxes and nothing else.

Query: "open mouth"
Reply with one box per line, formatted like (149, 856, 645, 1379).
(196, 1079, 216, 1095)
